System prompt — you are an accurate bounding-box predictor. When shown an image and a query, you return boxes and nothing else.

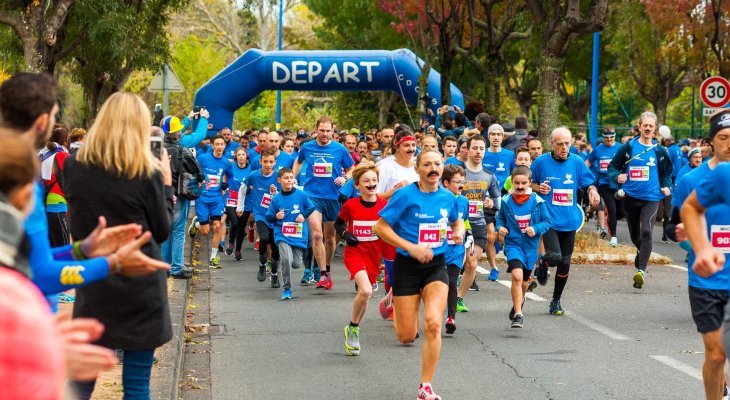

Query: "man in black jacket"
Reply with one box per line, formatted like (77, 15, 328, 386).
(161, 127, 204, 278)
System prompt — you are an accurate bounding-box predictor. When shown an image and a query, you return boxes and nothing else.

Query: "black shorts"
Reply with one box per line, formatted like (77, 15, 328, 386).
(506, 259, 533, 279)
(392, 253, 448, 296)
(471, 224, 488, 249)
(484, 212, 496, 226)
(689, 286, 729, 334)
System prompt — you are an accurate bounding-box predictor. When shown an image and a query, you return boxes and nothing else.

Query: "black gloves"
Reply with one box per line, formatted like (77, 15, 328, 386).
(342, 231, 360, 247)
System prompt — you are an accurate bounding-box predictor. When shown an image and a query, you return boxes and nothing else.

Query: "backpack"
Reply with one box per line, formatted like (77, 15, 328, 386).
(174, 146, 202, 200)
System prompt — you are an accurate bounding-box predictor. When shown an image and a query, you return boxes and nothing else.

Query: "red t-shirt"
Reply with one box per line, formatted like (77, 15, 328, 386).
(339, 197, 388, 268)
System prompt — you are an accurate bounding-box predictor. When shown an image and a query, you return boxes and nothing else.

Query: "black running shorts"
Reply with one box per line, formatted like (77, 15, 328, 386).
(689, 286, 728, 334)
(392, 253, 448, 296)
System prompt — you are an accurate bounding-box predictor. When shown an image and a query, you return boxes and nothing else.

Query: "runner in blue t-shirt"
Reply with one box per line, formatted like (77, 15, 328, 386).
(293, 116, 354, 290)
(482, 124, 515, 190)
(586, 129, 623, 246)
(195, 135, 233, 268)
(373, 150, 463, 400)
(226, 147, 252, 260)
(247, 151, 282, 284)
(531, 127, 599, 316)
(250, 131, 295, 172)
(220, 127, 241, 162)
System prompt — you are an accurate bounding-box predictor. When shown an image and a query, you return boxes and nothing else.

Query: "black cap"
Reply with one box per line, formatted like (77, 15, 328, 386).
(501, 123, 515, 133)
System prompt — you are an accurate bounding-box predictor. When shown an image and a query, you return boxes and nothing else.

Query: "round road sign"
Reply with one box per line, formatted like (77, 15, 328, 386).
(700, 76, 730, 108)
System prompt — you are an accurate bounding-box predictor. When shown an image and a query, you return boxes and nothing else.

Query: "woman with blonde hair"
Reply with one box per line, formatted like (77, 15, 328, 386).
(63, 92, 174, 400)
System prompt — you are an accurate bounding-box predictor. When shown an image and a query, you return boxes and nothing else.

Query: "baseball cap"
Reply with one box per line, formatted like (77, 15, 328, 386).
(161, 116, 184, 134)
(296, 132, 309, 139)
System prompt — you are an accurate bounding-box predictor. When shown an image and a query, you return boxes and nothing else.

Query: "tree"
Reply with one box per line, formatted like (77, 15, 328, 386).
(425, 0, 467, 106)
(525, 0, 609, 137)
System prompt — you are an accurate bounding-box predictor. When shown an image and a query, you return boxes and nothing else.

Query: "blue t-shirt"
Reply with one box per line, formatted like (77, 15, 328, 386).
(251, 151, 295, 172)
(266, 189, 315, 249)
(338, 178, 361, 200)
(688, 162, 730, 289)
(195, 143, 211, 155)
(444, 195, 469, 268)
(229, 163, 251, 193)
(496, 194, 551, 250)
(622, 140, 664, 201)
(197, 152, 233, 201)
(531, 153, 595, 232)
(444, 156, 465, 168)
(379, 183, 459, 257)
(675, 163, 696, 183)
(248, 147, 262, 166)
(667, 143, 684, 178)
(587, 143, 619, 186)
(223, 141, 241, 162)
(482, 148, 515, 188)
(297, 140, 354, 200)
(247, 170, 281, 226)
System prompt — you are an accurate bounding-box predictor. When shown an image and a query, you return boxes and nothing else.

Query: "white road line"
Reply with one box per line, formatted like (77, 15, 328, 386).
(650, 355, 702, 380)
(497, 280, 548, 302)
(566, 313, 632, 341)
(476, 265, 489, 275)
(665, 264, 689, 271)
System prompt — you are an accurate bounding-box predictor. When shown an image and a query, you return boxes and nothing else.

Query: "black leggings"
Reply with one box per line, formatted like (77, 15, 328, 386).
(598, 185, 625, 237)
(229, 208, 251, 252)
(623, 196, 659, 270)
(447, 264, 460, 318)
(658, 195, 671, 240)
(542, 229, 576, 301)
(46, 211, 70, 247)
(255, 221, 280, 271)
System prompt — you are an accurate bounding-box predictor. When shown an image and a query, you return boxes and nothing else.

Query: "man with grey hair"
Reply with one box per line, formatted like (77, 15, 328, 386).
(608, 111, 673, 289)
(531, 126, 599, 316)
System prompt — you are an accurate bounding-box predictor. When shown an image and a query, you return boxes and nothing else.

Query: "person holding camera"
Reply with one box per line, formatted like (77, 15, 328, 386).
(608, 111, 672, 290)
(160, 106, 210, 149)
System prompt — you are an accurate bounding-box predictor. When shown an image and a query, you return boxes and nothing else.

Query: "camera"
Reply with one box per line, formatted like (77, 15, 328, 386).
(614, 188, 626, 200)
(192, 105, 206, 119)
(447, 106, 454, 112)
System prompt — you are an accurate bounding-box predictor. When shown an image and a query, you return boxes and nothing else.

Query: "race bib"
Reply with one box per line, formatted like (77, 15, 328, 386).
(353, 220, 378, 242)
(446, 228, 456, 245)
(226, 198, 237, 207)
(468, 200, 484, 218)
(599, 160, 610, 172)
(516, 214, 531, 233)
(313, 162, 333, 178)
(552, 189, 573, 206)
(260, 193, 272, 208)
(418, 222, 446, 248)
(205, 174, 220, 190)
(629, 166, 649, 182)
(282, 222, 303, 238)
(711, 225, 730, 253)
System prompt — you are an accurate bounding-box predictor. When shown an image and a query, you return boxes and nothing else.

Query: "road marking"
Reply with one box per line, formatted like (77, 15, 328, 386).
(476, 265, 489, 275)
(650, 355, 702, 380)
(665, 264, 689, 272)
(497, 280, 548, 302)
(566, 313, 632, 341)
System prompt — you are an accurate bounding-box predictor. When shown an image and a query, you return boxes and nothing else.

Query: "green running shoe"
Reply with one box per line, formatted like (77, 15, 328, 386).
(633, 269, 645, 289)
(456, 297, 469, 313)
(549, 299, 564, 316)
(208, 256, 221, 269)
(344, 325, 360, 356)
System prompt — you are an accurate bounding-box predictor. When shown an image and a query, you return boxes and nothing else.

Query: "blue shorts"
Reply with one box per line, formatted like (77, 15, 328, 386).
(195, 197, 225, 224)
(504, 246, 538, 271)
(310, 197, 341, 222)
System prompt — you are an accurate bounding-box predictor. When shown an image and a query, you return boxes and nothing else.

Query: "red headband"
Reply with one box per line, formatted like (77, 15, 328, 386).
(396, 135, 416, 147)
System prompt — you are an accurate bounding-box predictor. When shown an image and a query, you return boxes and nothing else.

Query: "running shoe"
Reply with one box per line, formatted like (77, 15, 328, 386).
(488, 268, 499, 282)
(248, 227, 254, 243)
(316, 274, 332, 289)
(372, 282, 379, 292)
(281, 288, 292, 300)
(549, 299, 564, 316)
(469, 280, 480, 291)
(58, 292, 75, 303)
(257, 265, 266, 282)
(208, 256, 221, 269)
(661, 235, 671, 244)
(313, 268, 322, 282)
(379, 290, 394, 319)
(344, 325, 361, 356)
(377, 271, 385, 283)
(509, 296, 526, 321)
(271, 273, 280, 288)
(609, 237, 618, 247)
(225, 243, 234, 256)
(456, 297, 469, 313)
(218, 241, 225, 252)
(445, 316, 456, 334)
(254, 239, 260, 251)
(323, 274, 333, 289)
(527, 279, 537, 292)
(417, 383, 442, 400)
(633, 269, 645, 289)
(535, 258, 548, 286)
(266, 260, 271, 274)
(188, 216, 199, 238)
(600, 229, 608, 239)
(300, 269, 313, 285)
(234, 251, 242, 261)
(511, 314, 524, 328)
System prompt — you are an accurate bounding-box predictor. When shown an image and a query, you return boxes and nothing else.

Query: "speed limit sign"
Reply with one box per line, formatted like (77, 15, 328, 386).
(700, 76, 730, 108)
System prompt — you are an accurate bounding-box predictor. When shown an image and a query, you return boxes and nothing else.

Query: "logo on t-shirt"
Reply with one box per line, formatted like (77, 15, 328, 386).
(497, 162, 506, 171)
(647, 157, 656, 166)
(563, 173, 574, 184)
(292, 204, 300, 214)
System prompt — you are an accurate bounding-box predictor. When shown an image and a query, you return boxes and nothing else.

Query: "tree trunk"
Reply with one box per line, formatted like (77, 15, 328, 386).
(440, 53, 453, 107)
(536, 54, 564, 139)
(378, 92, 399, 127)
(483, 56, 501, 114)
(652, 99, 668, 126)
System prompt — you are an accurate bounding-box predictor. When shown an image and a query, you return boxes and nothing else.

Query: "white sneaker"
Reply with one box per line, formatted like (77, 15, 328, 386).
(609, 237, 618, 247)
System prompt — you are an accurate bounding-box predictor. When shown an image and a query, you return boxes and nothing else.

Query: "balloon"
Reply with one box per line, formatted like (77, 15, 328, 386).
(658, 125, 671, 139)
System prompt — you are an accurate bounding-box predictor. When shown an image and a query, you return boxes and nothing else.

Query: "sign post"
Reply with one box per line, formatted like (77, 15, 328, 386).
(148, 64, 184, 116)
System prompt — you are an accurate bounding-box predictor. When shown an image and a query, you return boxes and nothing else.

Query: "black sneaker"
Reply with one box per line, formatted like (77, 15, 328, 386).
(535, 258, 548, 286)
(511, 314, 523, 328)
(271, 273, 280, 288)
(509, 296, 526, 321)
(171, 268, 193, 279)
(469, 280, 480, 291)
(527, 280, 538, 292)
(234, 251, 242, 261)
(257, 265, 266, 282)
(225, 243, 234, 256)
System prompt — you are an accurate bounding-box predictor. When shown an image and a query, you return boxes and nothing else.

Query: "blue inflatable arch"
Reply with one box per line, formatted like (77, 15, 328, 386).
(193, 48, 464, 135)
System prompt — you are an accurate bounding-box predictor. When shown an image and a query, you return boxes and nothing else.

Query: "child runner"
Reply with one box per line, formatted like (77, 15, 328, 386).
(265, 168, 315, 299)
(335, 164, 388, 355)
(374, 150, 464, 400)
(496, 166, 551, 328)
(441, 164, 471, 334)
(247, 150, 282, 286)
(227, 147, 251, 260)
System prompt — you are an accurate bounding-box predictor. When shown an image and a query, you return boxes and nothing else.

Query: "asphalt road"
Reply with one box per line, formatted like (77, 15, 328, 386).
(200, 225, 706, 400)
